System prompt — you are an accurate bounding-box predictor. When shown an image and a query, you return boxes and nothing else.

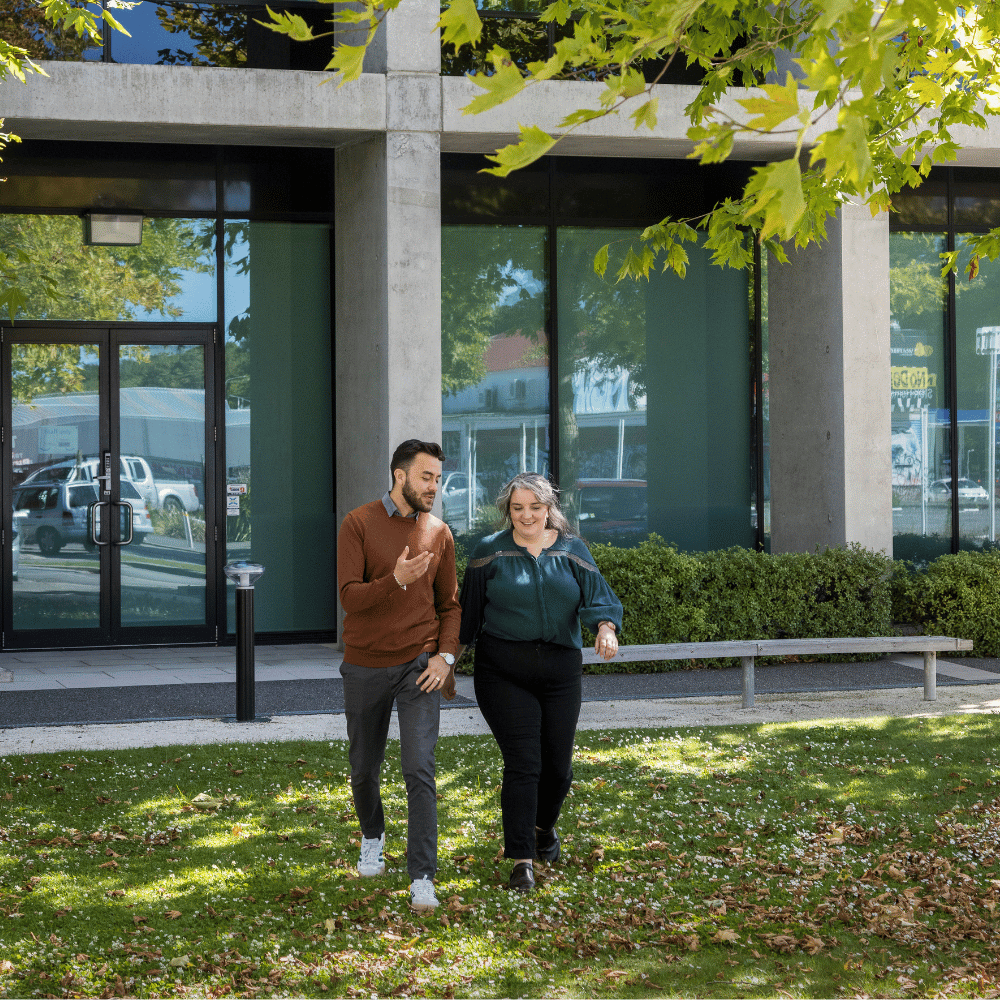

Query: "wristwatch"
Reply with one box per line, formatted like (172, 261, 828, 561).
(440, 652, 456, 666)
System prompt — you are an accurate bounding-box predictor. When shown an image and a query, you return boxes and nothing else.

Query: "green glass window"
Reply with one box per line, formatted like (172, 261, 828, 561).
(556, 228, 754, 552)
(0, 215, 216, 322)
(223, 220, 335, 634)
(955, 235, 1000, 551)
(441, 225, 549, 543)
(889, 232, 950, 562)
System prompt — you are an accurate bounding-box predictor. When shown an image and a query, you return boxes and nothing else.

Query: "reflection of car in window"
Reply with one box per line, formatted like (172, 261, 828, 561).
(441, 472, 487, 532)
(13, 481, 99, 556)
(576, 479, 647, 546)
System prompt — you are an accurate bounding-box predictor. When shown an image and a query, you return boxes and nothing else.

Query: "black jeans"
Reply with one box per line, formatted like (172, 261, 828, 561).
(474, 633, 583, 859)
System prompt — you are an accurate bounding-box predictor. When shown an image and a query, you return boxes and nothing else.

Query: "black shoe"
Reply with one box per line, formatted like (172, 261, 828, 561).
(535, 826, 560, 863)
(509, 861, 535, 893)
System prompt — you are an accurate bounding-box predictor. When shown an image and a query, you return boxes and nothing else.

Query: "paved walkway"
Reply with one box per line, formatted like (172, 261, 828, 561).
(3, 644, 1000, 756)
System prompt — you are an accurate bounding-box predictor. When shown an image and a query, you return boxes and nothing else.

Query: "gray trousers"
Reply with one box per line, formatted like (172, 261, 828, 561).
(340, 652, 440, 879)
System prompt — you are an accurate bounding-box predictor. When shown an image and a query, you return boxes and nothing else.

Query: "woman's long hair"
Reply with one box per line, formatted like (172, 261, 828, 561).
(495, 472, 573, 536)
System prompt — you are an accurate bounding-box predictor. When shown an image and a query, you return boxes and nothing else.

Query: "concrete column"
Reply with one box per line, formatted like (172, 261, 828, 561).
(768, 203, 892, 554)
(334, 0, 442, 524)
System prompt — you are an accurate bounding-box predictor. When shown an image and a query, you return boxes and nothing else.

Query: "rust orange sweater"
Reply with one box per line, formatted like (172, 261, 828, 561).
(337, 499, 461, 668)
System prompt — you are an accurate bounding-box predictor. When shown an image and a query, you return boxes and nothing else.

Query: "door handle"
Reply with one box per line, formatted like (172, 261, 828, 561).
(115, 500, 134, 546)
(90, 501, 110, 546)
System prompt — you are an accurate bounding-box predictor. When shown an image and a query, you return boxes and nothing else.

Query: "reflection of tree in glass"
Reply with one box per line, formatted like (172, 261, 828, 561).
(0, 0, 101, 60)
(442, 16, 548, 76)
(556, 232, 648, 512)
(152, 3, 246, 65)
(11, 344, 88, 407)
(119, 347, 204, 391)
(890, 232, 947, 328)
(442, 227, 548, 398)
(223, 221, 251, 344)
(1, 215, 215, 323)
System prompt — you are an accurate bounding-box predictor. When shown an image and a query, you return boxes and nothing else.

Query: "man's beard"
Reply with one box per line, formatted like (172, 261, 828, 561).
(402, 478, 434, 513)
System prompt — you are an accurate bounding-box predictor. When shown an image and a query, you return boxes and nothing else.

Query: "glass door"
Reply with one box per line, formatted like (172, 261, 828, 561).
(4, 328, 217, 648)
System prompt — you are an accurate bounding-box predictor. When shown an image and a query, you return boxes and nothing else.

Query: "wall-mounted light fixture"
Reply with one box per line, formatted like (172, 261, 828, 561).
(82, 212, 144, 246)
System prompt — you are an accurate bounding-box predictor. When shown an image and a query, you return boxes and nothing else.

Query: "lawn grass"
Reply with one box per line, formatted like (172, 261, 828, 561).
(3, 715, 1000, 998)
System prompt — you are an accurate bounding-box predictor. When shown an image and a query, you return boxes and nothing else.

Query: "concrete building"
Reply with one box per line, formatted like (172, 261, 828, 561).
(0, 0, 993, 649)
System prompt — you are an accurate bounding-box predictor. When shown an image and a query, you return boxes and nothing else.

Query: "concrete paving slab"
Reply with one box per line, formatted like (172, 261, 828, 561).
(4, 677, 79, 691)
(254, 666, 339, 679)
(890, 653, 1000, 681)
(101, 671, 225, 687)
(48, 672, 118, 689)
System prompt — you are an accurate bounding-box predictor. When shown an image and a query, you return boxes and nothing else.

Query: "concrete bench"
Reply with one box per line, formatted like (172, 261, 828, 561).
(582, 635, 974, 708)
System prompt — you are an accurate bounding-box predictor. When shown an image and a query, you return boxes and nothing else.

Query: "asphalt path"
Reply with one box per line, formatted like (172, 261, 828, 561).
(5, 658, 1000, 729)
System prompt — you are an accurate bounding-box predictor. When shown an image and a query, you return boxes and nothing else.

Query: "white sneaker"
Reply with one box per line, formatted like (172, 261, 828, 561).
(357, 833, 385, 877)
(409, 876, 439, 912)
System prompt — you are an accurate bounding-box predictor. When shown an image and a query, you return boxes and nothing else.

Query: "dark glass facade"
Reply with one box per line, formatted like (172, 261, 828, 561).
(441, 154, 765, 554)
(0, 142, 336, 638)
(891, 168, 1000, 560)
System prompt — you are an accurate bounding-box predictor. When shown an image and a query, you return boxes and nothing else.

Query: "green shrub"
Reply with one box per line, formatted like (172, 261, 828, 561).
(586, 537, 893, 674)
(891, 549, 1000, 656)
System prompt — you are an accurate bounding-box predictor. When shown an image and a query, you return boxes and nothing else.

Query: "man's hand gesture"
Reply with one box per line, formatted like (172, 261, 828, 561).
(394, 545, 433, 587)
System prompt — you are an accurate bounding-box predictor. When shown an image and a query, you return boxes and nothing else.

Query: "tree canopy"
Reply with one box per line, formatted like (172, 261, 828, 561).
(265, 0, 1000, 280)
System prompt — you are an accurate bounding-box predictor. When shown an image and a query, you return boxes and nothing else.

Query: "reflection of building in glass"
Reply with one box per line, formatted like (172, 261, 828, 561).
(442, 331, 647, 535)
(12, 388, 250, 485)
(442, 333, 549, 531)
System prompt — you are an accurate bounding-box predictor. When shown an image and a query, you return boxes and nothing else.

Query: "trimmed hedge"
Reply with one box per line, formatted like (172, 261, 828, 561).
(584, 537, 894, 673)
(454, 534, 896, 674)
(891, 550, 1000, 657)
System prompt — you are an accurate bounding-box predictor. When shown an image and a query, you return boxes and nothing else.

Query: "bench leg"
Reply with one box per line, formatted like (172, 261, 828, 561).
(924, 650, 937, 701)
(741, 656, 755, 709)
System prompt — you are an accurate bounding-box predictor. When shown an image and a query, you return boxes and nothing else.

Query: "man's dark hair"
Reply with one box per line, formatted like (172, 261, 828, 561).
(390, 439, 445, 480)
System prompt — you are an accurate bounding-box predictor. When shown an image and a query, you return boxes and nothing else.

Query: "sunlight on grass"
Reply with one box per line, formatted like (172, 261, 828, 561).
(3, 720, 1000, 996)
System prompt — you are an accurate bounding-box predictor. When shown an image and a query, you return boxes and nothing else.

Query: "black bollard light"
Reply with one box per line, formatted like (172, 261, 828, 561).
(223, 561, 268, 723)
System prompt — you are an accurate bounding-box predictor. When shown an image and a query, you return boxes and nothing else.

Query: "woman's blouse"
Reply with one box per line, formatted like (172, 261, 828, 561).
(458, 529, 624, 649)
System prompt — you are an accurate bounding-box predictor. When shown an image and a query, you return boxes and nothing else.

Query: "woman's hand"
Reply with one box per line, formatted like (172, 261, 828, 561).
(595, 622, 618, 661)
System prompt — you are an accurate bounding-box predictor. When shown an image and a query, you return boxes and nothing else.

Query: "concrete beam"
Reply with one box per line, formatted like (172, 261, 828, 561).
(768, 202, 892, 555)
(3, 63, 385, 145)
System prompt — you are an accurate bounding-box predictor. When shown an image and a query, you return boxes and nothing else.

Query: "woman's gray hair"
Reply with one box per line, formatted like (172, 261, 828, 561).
(496, 472, 573, 536)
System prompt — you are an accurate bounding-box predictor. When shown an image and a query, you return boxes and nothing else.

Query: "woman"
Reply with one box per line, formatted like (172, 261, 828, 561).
(458, 472, 623, 893)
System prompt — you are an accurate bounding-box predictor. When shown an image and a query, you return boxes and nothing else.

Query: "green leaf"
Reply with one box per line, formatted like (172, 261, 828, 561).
(594, 243, 610, 277)
(539, 0, 572, 23)
(482, 125, 556, 177)
(910, 75, 946, 106)
(557, 108, 607, 128)
(810, 109, 871, 186)
(438, 0, 482, 53)
(323, 43, 368, 82)
(464, 57, 526, 116)
(631, 97, 659, 132)
(742, 158, 806, 240)
(735, 72, 802, 132)
(260, 7, 318, 43)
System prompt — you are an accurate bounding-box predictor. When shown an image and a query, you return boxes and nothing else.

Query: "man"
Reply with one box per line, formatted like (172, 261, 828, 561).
(337, 439, 461, 913)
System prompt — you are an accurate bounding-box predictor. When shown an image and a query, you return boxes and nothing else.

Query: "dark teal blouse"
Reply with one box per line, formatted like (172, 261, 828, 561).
(458, 529, 624, 649)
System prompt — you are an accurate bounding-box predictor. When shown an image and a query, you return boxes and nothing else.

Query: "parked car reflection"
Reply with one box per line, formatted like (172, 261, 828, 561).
(576, 479, 647, 546)
(13, 479, 152, 555)
(929, 478, 989, 506)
